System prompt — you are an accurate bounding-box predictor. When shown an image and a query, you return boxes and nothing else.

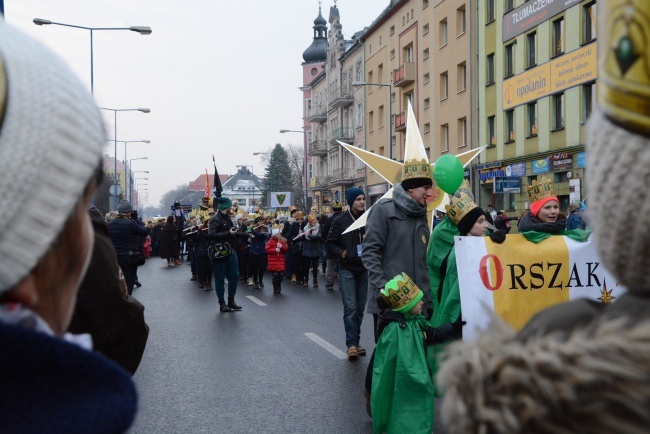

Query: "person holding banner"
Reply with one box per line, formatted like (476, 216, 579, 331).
(428, 193, 488, 392)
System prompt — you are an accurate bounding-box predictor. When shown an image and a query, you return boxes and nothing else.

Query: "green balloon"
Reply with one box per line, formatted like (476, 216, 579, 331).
(433, 154, 464, 194)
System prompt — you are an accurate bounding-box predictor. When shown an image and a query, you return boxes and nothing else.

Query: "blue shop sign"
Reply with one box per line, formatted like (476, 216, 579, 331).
(577, 152, 587, 168)
(494, 177, 521, 193)
(531, 157, 550, 174)
(476, 161, 502, 170)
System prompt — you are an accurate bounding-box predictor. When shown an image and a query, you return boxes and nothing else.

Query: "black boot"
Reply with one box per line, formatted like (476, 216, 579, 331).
(219, 301, 232, 313)
(228, 297, 242, 310)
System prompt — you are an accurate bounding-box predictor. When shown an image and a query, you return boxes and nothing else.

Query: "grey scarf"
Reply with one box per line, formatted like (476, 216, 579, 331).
(518, 211, 566, 234)
(392, 184, 427, 217)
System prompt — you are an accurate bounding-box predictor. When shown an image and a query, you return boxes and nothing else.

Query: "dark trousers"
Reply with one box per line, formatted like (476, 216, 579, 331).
(211, 253, 239, 302)
(249, 254, 266, 284)
(284, 251, 292, 278)
(291, 251, 303, 281)
(272, 271, 284, 292)
(117, 256, 138, 296)
(236, 249, 249, 280)
(301, 256, 319, 282)
(196, 255, 212, 285)
(153, 239, 160, 256)
(188, 249, 196, 274)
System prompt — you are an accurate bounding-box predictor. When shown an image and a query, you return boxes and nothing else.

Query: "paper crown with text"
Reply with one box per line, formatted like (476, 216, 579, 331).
(380, 272, 424, 314)
(527, 177, 556, 204)
(402, 157, 433, 182)
(454, 179, 474, 200)
(445, 192, 479, 226)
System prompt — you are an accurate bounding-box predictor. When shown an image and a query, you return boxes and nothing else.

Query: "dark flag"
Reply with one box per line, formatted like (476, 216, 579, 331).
(212, 155, 223, 200)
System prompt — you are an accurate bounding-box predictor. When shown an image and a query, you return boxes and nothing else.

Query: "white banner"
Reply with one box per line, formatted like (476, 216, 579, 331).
(455, 235, 625, 340)
(270, 191, 291, 208)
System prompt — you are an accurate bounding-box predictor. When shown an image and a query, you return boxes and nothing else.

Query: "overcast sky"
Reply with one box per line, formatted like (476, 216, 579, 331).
(6, 0, 388, 207)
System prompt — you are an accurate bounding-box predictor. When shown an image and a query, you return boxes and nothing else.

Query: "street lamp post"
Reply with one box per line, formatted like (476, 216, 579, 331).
(352, 81, 393, 161)
(108, 141, 150, 205)
(280, 129, 307, 210)
(100, 107, 150, 210)
(129, 158, 149, 203)
(33, 18, 152, 95)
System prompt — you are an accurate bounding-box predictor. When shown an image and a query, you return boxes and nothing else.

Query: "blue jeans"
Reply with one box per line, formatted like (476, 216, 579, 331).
(338, 268, 368, 348)
(211, 253, 239, 302)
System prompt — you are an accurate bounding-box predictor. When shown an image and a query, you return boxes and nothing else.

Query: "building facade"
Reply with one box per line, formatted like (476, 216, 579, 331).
(476, 0, 596, 212)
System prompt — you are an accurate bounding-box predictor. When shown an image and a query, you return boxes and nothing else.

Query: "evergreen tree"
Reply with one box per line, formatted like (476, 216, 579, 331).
(262, 144, 293, 207)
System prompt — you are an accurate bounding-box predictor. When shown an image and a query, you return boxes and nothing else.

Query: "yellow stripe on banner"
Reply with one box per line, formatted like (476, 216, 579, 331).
(484, 235, 570, 331)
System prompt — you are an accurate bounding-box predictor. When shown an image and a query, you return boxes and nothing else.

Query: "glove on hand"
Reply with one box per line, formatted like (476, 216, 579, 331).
(276, 247, 281, 252)
(489, 230, 507, 244)
(376, 293, 390, 310)
(425, 318, 466, 345)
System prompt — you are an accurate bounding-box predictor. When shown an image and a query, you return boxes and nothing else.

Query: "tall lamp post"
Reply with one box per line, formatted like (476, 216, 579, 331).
(253, 151, 272, 207)
(352, 81, 393, 161)
(33, 18, 152, 95)
(129, 158, 149, 203)
(280, 129, 307, 210)
(100, 107, 150, 210)
(109, 141, 150, 205)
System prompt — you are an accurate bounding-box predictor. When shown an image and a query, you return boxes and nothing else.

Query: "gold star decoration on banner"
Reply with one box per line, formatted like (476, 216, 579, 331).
(597, 280, 616, 304)
(338, 101, 484, 234)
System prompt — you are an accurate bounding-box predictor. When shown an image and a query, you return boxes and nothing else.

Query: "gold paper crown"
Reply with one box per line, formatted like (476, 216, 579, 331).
(332, 201, 343, 210)
(527, 177, 556, 204)
(294, 211, 304, 219)
(454, 179, 473, 199)
(445, 192, 479, 226)
(380, 272, 423, 314)
(271, 223, 283, 231)
(308, 213, 317, 222)
(600, 0, 650, 134)
(402, 158, 433, 181)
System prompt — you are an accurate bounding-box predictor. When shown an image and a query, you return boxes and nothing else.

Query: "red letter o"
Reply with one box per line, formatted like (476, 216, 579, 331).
(479, 254, 503, 291)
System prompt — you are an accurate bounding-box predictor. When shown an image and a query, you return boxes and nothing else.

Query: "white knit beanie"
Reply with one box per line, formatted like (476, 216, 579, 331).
(0, 21, 104, 292)
(587, 110, 650, 289)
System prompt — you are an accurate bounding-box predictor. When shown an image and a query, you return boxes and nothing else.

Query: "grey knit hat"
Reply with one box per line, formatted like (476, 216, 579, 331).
(118, 200, 133, 214)
(0, 22, 104, 292)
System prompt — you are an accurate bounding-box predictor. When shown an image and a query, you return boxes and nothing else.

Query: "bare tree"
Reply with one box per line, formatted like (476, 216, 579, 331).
(286, 144, 306, 210)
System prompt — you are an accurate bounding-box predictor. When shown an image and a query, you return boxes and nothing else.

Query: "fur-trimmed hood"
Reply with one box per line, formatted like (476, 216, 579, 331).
(437, 315, 650, 434)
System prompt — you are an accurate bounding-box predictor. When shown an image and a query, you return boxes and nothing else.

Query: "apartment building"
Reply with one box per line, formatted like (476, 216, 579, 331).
(360, 0, 474, 204)
(477, 0, 597, 212)
(302, 4, 366, 212)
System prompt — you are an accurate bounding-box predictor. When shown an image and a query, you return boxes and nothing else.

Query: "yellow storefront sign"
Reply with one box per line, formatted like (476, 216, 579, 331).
(503, 42, 597, 110)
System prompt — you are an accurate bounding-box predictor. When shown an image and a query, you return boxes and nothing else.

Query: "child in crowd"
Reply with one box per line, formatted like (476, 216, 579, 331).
(265, 224, 289, 294)
(370, 273, 464, 434)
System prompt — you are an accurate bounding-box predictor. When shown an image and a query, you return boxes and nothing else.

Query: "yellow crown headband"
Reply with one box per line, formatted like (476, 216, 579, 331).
(527, 177, 556, 204)
(402, 158, 432, 181)
(445, 192, 479, 226)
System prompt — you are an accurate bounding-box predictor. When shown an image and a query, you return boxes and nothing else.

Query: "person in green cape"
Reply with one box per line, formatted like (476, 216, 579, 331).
(428, 191, 493, 396)
(371, 273, 463, 434)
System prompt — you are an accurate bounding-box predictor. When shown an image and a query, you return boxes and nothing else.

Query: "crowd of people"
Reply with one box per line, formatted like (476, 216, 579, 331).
(4, 10, 650, 433)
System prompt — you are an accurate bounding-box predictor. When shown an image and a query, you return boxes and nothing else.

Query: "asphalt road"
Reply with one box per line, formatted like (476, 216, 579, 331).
(130, 257, 376, 434)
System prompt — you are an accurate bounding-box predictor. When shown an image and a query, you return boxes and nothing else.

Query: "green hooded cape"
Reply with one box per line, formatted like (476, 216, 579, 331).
(371, 314, 434, 434)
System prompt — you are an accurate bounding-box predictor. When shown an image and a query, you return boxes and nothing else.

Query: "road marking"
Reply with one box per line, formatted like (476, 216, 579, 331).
(304, 333, 347, 359)
(246, 295, 266, 306)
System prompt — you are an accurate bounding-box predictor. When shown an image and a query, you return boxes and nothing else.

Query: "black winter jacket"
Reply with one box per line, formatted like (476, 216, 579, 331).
(108, 215, 148, 257)
(326, 210, 366, 272)
(321, 211, 342, 259)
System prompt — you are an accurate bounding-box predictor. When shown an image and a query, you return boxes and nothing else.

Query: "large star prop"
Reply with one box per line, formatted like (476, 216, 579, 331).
(339, 101, 484, 234)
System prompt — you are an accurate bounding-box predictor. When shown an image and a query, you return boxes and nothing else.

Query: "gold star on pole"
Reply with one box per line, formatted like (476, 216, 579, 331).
(338, 101, 484, 234)
(597, 279, 616, 304)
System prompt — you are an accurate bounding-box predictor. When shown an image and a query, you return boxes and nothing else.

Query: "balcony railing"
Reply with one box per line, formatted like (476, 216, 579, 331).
(330, 127, 354, 143)
(308, 140, 328, 156)
(309, 176, 328, 189)
(393, 62, 415, 87)
(394, 111, 406, 132)
(307, 105, 327, 123)
(330, 86, 354, 108)
(329, 168, 355, 186)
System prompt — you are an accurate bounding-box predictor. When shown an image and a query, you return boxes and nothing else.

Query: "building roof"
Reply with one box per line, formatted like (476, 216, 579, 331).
(188, 173, 229, 192)
(223, 166, 263, 191)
